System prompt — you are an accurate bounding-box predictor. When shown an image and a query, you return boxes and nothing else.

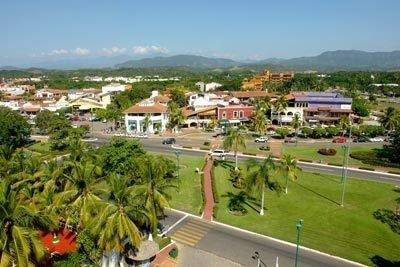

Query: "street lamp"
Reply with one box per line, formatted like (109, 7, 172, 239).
(295, 219, 304, 267)
(252, 251, 267, 267)
(174, 149, 182, 179)
(340, 121, 352, 206)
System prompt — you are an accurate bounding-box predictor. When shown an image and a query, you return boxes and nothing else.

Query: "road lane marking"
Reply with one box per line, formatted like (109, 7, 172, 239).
(161, 214, 188, 235)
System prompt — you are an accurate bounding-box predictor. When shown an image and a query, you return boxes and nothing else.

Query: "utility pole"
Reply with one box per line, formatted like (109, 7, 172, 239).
(252, 251, 268, 267)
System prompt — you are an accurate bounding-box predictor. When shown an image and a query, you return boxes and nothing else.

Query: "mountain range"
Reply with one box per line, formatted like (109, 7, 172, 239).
(2, 50, 400, 71)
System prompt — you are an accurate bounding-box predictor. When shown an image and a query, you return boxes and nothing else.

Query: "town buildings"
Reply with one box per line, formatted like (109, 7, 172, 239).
(124, 91, 169, 133)
(242, 70, 294, 90)
(195, 81, 223, 92)
(271, 92, 353, 125)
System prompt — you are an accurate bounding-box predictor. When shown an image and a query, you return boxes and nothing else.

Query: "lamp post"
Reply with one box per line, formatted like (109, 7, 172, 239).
(295, 219, 304, 267)
(174, 149, 182, 179)
(340, 120, 352, 206)
(252, 251, 267, 267)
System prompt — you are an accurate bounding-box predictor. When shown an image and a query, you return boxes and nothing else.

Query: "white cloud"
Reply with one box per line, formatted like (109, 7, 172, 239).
(72, 47, 91, 56)
(47, 49, 69, 56)
(131, 45, 168, 55)
(102, 46, 127, 55)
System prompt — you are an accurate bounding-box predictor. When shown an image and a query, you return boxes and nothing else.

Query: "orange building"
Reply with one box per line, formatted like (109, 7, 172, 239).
(242, 70, 294, 90)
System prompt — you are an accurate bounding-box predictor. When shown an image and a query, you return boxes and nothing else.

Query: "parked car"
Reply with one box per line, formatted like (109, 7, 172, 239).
(369, 137, 384, 142)
(333, 136, 347, 143)
(137, 134, 149, 139)
(255, 136, 268, 143)
(162, 138, 176, 145)
(353, 136, 370, 143)
(209, 149, 227, 158)
(284, 137, 297, 143)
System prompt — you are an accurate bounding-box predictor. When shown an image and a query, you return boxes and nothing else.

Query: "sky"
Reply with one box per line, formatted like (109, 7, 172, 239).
(1, 0, 400, 65)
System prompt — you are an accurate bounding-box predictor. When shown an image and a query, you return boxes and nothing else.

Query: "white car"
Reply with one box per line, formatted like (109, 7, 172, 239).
(255, 136, 269, 143)
(369, 137, 384, 142)
(209, 149, 227, 158)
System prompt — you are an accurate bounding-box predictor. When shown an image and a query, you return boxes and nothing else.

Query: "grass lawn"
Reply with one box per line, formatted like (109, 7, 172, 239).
(282, 144, 393, 169)
(26, 141, 68, 158)
(213, 163, 400, 266)
(151, 153, 205, 215)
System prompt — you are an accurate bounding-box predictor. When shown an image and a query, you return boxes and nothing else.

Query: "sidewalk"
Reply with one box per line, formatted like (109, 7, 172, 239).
(152, 243, 177, 267)
(202, 159, 215, 221)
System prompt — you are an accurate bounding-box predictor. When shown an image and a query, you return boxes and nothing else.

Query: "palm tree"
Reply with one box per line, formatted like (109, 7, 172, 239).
(245, 157, 280, 215)
(225, 191, 247, 214)
(291, 113, 301, 143)
(338, 115, 350, 134)
(253, 109, 267, 135)
(0, 181, 55, 266)
(91, 174, 147, 252)
(379, 107, 399, 132)
(223, 127, 246, 168)
(168, 102, 185, 133)
(134, 155, 177, 232)
(56, 161, 107, 226)
(142, 114, 152, 134)
(279, 154, 301, 194)
(274, 95, 288, 127)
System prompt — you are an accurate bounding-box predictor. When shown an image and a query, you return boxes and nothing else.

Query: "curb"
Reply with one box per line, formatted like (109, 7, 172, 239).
(166, 208, 365, 267)
(171, 145, 400, 179)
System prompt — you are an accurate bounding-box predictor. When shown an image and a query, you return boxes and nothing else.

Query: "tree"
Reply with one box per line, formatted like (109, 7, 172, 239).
(279, 154, 301, 194)
(167, 102, 185, 133)
(223, 127, 246, 168)
(383, 127, 400, 164)
(352, 99, 369, 117)
(142, 114, 152, 134)
(274, 95, 288, 127)
(253, 109, 267, 135)
(134, 155, 177, 232)
(0, 107, 31, 148)
(48, 115, 72, 150)
(56, 161, 106, 226)
(225, 191, 247, 214)
(338, 115, 350, 133)
(170, 88, 186, 108)
(276, 127, 289, 139)
(0, 181, 55, 266)
(291, 113, 301, 141)
(245, 157, 280, 215)
(35, 110, 57, 134)
(379, 107, 399, 132)
(91, 174, 145, 252)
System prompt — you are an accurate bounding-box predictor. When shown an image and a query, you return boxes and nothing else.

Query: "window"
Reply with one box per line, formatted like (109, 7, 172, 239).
(233, 111, 238, 118)
(239, 110, 244, 118)
(287, 112, 293, 116)
(222, 112, 226, 118)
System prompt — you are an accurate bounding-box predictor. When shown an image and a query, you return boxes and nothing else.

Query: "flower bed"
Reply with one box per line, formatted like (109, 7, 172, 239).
(318, 147, 337, 156)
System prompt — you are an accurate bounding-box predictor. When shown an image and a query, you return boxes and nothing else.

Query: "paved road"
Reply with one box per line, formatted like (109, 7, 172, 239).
(90, 134, 400, 185)
(160, 209, 363, 267)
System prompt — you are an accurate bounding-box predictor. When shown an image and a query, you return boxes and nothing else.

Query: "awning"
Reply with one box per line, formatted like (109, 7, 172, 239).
(218, 119, 229, 126)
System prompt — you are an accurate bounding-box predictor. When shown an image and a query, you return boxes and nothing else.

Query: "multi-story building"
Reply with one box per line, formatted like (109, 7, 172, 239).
(217, 104, 254, 125)
(195, 82, 223, 92)
(124, 91, 169, 133)
(101, 83, 126, 94)
(242, 70, 294, 90)
(271, 92, 352, 125)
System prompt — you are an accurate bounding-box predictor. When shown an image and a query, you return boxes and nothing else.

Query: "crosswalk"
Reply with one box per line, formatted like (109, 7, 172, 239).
(169, 219, 213, 247)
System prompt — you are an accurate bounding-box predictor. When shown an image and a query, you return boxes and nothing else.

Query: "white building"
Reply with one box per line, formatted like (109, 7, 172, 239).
(124, 91, 169, 133)
(101, 83, 126, 94)
(187, 93, 226, 110)
(195, 81, 223, 92)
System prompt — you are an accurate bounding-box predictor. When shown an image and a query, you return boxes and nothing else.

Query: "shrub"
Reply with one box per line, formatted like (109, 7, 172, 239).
(276, 127, 290, 138)
(243, 152, 257, 156)
(213, 205, 219, 218)
(169, 248, 179, 259)
(203, 141, 211, 146)
(259, 145, 270, 151)
(156, 236, 171, 250)
(359, 166, 375, 171)
(299, 159, 313, 162)
(199, 173, 206, 215)
(325, 126, 339, 137)
(210, 165, 219, 203)
(318, 148, 337, 156)
(300, 127, 313, 137)
(313, 127, 326, 139)
(350, 150, 400, 168)
(182, 145, 192, 149)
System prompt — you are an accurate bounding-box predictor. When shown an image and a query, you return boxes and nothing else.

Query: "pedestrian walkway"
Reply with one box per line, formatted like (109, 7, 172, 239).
(169, 219, 213, 247)
(202, 159, 215, 221)
(152, 243, 178, 267)
(269, 140, 282, 157)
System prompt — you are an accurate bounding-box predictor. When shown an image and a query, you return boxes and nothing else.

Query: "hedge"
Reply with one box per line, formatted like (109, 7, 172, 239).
(199, 173, 206, 215)
(213, 205, 219, 219)
(210, 165, 219, 203)
(243, 152, 257, 156)
(328, 163, 343, 167)
(182, 145, 192, 149)
(360, 167, 375, 171)
(318, 147, 337, 156)
(350, 151, 400, 169)
(388, 170, 400, 175)
(299, 159, 313, 163)
(200, 146, 210, 151)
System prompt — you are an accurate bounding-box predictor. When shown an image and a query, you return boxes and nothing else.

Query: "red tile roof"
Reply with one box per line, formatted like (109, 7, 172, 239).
(124, 103, 168, 113)
(231, 91, 277, 98)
